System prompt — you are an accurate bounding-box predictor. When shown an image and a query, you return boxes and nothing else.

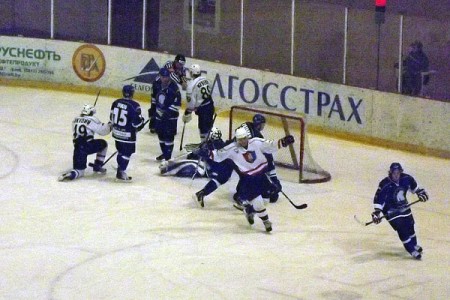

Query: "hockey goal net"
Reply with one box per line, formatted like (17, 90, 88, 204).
(229, 105, 331, 183)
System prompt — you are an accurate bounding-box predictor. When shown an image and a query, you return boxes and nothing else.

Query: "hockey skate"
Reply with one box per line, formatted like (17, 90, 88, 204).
(244, 211, 254, 225)
(232, 193, 244, 211)
(58, 172, 73, 182)
(116, 170, 132, 182)
(156, 154, 165, 161)
(263, 220, 272, 232)
(415, 245, 423, 253)
(193, 190, 205, 208)
(243, 205, 254, 225)
(410, 250, 422, 260)
(92, 164, 107, 174)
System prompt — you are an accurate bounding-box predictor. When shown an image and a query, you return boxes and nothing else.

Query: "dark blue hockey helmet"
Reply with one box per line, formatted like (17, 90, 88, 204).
(389, 162, 403, 174)
(159, 67, 170, 77)
(122, 85, 135, 98)
(253, 114, 266, 125)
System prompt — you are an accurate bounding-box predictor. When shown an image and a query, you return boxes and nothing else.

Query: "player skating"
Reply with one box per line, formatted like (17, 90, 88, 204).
(234, 114, 281, 203)
(58, 104, 112, 181)
(371, 163, 429, 259)
(195, 127, 294, 232)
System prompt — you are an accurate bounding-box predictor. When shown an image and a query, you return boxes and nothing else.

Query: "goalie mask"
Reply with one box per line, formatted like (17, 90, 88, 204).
(81, 104, 96, 116)
(210, 127, 222, 140)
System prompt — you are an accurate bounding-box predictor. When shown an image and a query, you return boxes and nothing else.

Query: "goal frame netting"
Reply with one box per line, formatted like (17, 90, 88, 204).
(229, 105, 331, 183)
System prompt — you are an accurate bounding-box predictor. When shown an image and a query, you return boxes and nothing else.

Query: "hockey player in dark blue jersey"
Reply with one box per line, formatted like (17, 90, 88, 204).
(191, 127, 236, 207)
(371, 163, 429, 259)
(153, 67, 182, 161)
(58, 104, 112, 181)
(158, 127, 226, 178)
(148, 54, 187, 133)
(110, 85, 145, 182)
(234, 114, 281, 203)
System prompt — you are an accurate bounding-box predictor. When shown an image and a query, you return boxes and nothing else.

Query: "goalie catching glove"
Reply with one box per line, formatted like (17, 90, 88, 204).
(192, 143, 209, 158)
(371, 210, 383, 224)
(182, 111, 192, 123)
(416, 188, 429, 202)
(278, 135, 295, 148)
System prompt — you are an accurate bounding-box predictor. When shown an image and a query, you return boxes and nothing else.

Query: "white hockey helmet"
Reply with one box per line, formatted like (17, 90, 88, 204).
(81, 104, 96, 116)
(210, 127, 222, 140)
(235, 127, 248, 139)
(190, 64, 201, 76)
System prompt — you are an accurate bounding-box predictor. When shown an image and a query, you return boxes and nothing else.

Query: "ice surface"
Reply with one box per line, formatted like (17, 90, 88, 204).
(0, 86, 448, 299)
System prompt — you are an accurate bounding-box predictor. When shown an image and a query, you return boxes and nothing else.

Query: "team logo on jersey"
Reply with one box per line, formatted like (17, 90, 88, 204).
(72, 44, 106, 82)
(394, 187, 407, 205)
(242, 151, 256, 163)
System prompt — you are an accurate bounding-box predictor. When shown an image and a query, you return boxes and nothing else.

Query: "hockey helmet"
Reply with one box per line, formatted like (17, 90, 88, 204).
(190, 64, 201, 76)
(175, 54, 186, 65)
(235, 127, 248, 139)
(122, 85, 135, 98)
(253, 114, 266, 125)
(389, 162, 403, 174)
(159, 67, 170, 77)
(81, 104, 96, 116)
(210, 127, 222, 140)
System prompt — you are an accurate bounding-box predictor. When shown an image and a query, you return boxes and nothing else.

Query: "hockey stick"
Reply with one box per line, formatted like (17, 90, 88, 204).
(93, 90, 101, 107)
(88, 151, 117, 168)
(88, 119, 149, 169)
(280, 190, 308, 209)
(190, 113, 218, 183)
(179, 122, 186, 151)
(265, 174, 307, 210)
(353, 199, 422, 226)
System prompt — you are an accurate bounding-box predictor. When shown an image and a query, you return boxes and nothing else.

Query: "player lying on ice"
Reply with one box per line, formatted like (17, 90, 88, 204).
(191, 127, 294, 232)
(159, 128, 239, 207)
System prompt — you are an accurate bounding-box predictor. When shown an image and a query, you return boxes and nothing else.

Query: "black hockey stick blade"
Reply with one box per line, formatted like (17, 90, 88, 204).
(279, 188, 308, 210)
(288, 200, 307, 209)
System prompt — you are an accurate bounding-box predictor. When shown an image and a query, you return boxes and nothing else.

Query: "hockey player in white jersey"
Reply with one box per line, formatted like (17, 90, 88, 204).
(195, 127, 294, 232)
(182, 64, 215, 142)
(58, 104, 112, 181)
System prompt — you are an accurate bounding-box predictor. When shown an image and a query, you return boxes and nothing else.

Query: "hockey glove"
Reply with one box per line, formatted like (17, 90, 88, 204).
(371, 210, 383, 224)
(136, 117, 146, 132)
(416, 188, 429, 202)
(182, 112, 192, 123)
(278, 135, 295, 148)
(192, 143, 209, 158)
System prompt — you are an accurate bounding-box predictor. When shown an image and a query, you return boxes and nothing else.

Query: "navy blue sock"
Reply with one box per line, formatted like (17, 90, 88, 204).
(203, 180, 218, 196)
(117, 154, 130, 171)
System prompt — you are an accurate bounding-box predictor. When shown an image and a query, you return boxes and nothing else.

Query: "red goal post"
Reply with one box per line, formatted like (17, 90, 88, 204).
(229, 105, 331, 183)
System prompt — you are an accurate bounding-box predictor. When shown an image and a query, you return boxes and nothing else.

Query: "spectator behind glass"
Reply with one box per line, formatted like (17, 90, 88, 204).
(402, 41, 430, 96)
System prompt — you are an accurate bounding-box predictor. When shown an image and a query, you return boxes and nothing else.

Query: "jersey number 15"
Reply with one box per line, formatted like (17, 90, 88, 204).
(112, 107, 128, 126)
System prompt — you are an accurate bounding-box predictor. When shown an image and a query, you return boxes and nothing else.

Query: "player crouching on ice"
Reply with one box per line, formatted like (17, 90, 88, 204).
(371, 163, 429, 259)
(195, 127, 294, 232)
(58, 104, 112, 181)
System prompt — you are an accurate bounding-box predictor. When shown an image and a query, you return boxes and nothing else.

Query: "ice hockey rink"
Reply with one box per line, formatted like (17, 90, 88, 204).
(0, 85, 449, 300)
